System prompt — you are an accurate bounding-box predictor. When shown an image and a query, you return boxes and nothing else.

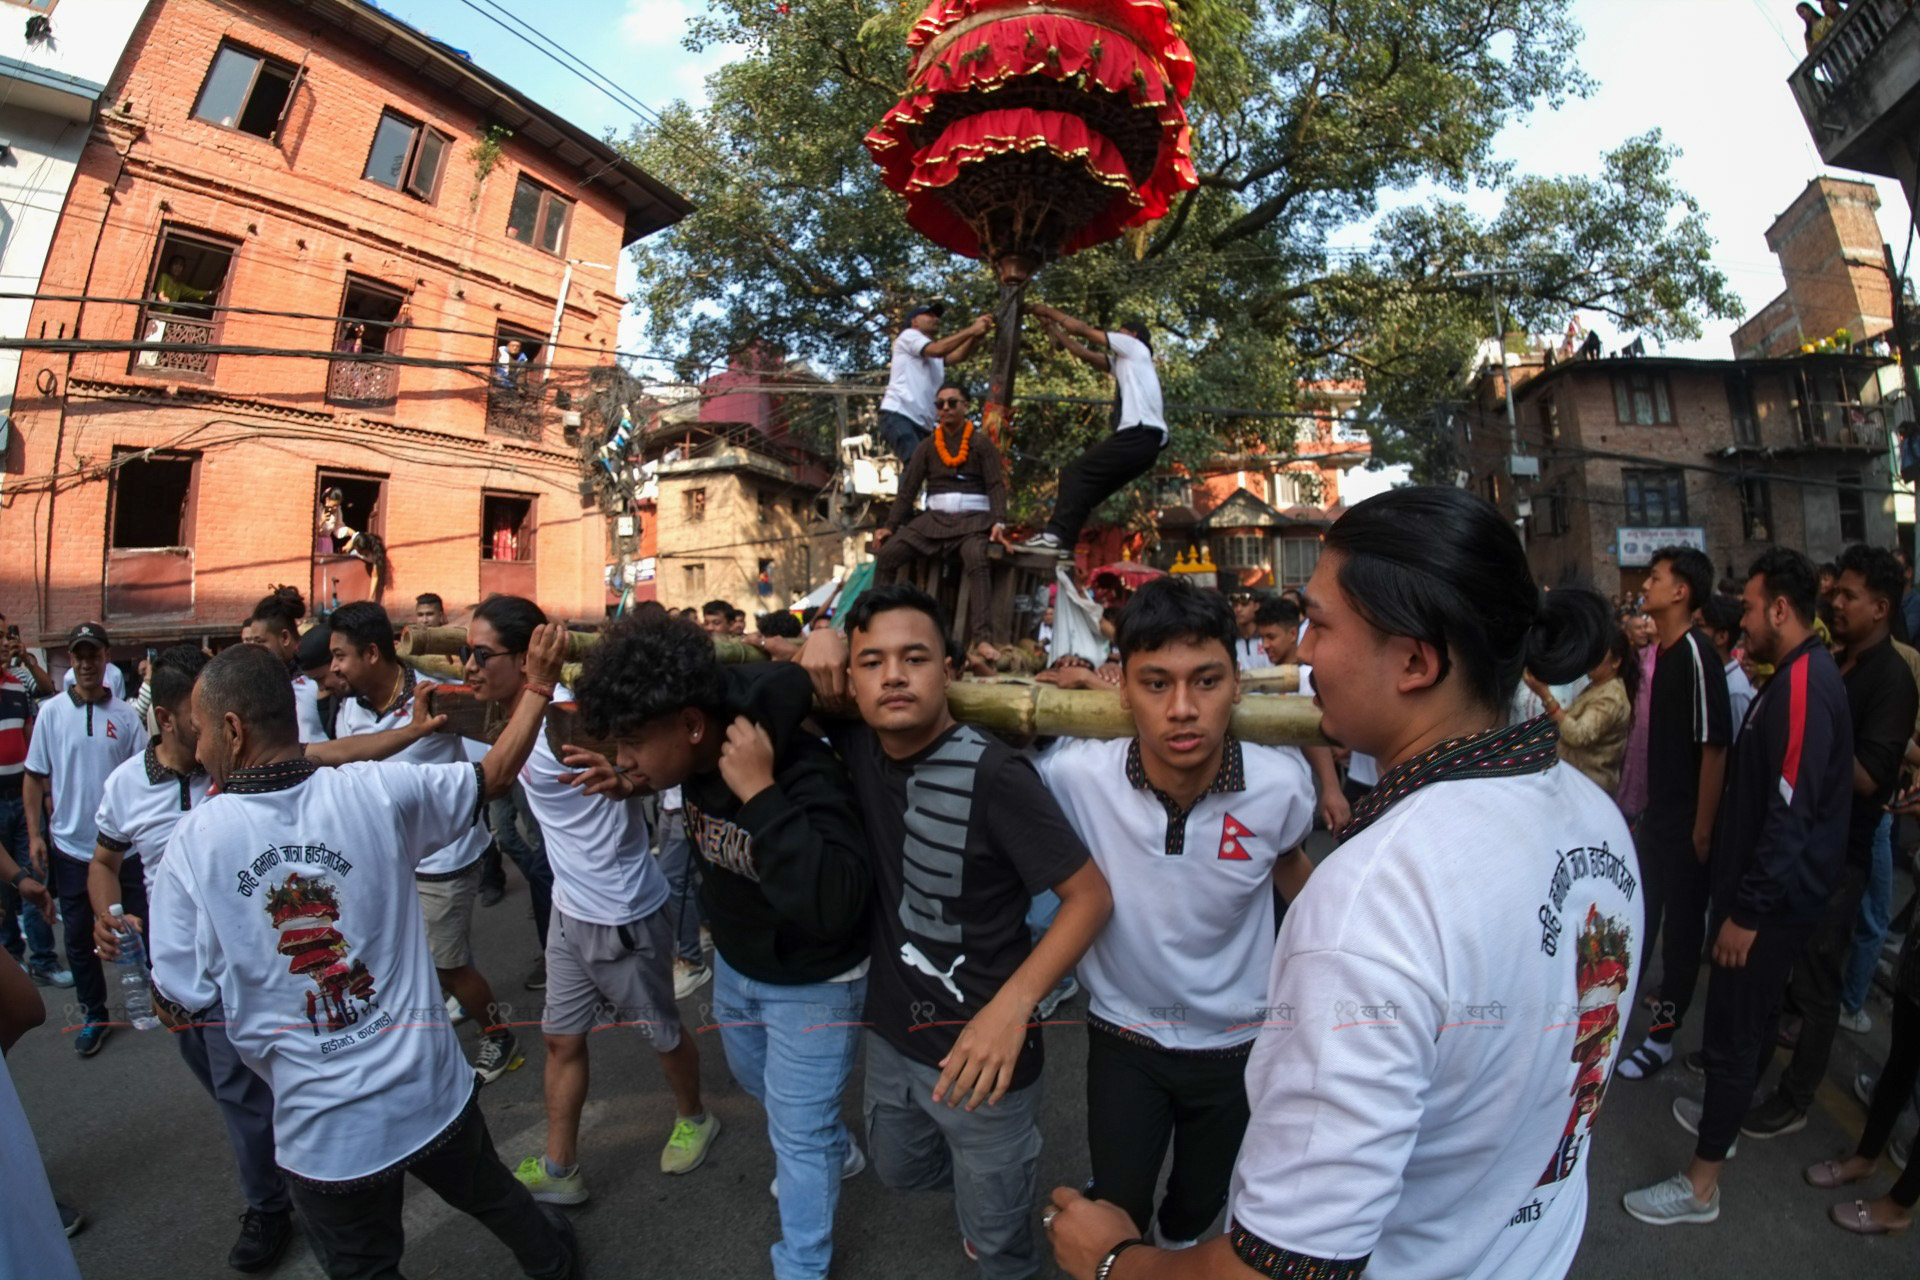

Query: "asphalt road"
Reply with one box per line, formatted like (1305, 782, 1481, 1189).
(10, 842, 1918, 1279)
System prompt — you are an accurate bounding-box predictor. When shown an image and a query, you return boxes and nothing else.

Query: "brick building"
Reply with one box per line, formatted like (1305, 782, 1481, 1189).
(1731, 177, 1896, 359)
(0, 0, 689, 660)
(1464, 348, 1903, 598)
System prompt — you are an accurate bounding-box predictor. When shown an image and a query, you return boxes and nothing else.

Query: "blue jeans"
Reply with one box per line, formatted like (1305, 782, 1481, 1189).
(712, 952, 866, 1280)
(1843, 812, 1895, 1014)
(490, 786, 552, 949)
(0, 794, 58, 970)
(876, 409, 930, 463)
(657, 811, 703, 964)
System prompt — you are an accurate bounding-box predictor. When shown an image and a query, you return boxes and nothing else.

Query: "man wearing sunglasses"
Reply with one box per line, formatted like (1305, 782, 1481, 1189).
(874, 383, 1010, 657)
(878, 303, 994, 462)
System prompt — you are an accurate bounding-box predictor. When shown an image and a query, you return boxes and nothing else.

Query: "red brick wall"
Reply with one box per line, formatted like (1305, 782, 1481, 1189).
(2, 0, 636, 640)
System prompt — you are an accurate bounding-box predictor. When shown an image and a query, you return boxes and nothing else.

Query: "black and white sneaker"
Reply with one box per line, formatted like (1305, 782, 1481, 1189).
(1740, 1094, 1807, 1139)
(1618, 1038, 1674, 1080)
(475, 1029, 522, 1084)
(1015, 532, 1066, 557)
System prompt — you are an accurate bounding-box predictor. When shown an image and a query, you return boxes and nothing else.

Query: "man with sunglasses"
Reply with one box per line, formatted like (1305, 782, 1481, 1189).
(326, 602, 521, 1086)
(874, 383, 1010, 657)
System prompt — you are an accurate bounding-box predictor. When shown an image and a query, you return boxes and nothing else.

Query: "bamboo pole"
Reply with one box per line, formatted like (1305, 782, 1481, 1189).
(397, 626, 765, 667)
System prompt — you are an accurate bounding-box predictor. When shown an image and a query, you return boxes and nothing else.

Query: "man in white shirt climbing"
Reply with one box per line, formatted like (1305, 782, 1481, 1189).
(876, 303, 993, 461)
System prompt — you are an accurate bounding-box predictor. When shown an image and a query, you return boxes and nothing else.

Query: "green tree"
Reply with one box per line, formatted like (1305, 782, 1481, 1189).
(621, 0, 1738, 511)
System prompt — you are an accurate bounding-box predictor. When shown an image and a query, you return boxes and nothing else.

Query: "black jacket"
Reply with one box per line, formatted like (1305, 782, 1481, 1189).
(1710, 637, 1853, 929)
(682, 663, 870, 984)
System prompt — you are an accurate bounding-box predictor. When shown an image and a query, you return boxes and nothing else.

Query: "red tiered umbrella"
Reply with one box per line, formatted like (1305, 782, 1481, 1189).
(864, 1, 1198, 437)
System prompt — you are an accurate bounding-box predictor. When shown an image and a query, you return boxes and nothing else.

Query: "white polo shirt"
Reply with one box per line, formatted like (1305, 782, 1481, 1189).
(24, 690, 147, 860)
(148, 758, 485, 1184)
(879, 327, 942, 427)
(519, 689, 665, 926)
(1235, 635, 1274, 670)
(1037, 736, 1314, 1050)
(1227, 763, 1640, 1280)
(95, 746, 211, 896)
(334, 670, 486, 876)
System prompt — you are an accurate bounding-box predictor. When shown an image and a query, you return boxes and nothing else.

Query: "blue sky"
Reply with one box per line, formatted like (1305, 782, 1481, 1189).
(380, 0, 1914, 380)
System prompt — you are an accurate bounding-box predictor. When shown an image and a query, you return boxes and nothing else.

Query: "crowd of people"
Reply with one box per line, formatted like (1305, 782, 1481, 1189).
(0, 486, 1916, 1279)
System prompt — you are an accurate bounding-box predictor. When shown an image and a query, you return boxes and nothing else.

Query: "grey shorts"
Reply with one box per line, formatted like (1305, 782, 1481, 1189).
(416, 863, 480, 970)
(542, 906, 683, 1048)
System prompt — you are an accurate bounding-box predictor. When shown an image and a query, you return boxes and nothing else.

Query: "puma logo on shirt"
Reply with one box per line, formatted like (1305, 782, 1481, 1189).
(899, 940, 966, 1002)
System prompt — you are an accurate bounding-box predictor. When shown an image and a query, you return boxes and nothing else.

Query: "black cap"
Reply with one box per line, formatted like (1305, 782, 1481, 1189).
(906, 303, 946, 323)
(296, 624, 333, 673)
(66, 622, 108, 651)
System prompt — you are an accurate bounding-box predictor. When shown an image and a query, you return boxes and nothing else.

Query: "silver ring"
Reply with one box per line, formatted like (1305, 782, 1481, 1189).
(1042, 1207, 1059, 1229)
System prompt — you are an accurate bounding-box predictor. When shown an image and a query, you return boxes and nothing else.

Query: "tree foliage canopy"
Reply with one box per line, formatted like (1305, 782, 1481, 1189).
(620, 0, 1739, 505)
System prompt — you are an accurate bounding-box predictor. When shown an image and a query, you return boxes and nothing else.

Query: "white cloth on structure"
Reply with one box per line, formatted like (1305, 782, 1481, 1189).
(1228, 765, 1640, 1280)
(879, 328, 943, 427)
(1106, 331, 1167, 438)
(1048, 566, 1109, 668)
(147, 760, 486, 1184)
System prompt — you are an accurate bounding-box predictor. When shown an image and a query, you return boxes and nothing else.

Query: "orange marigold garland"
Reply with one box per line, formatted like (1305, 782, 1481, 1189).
(933, 419, 975, 467)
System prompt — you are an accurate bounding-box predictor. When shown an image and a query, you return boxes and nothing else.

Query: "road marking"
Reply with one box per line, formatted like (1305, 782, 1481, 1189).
(276, 1098, 612, 1280)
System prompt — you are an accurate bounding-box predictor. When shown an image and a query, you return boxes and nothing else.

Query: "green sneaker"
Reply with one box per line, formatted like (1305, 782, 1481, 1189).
(660, 1113, 721, 1175)
(514, 1155, 589, 1205)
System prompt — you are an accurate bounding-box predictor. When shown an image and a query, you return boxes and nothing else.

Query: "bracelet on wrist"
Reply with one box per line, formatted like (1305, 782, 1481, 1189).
(1095, 1238, 1149, 1280)
(523, 681, 556, 700)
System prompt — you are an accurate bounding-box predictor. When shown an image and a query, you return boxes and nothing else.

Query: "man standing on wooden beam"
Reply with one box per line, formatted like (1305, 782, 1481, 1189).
(1016, 303, 1169, 561)
(878, 304, 994, 462)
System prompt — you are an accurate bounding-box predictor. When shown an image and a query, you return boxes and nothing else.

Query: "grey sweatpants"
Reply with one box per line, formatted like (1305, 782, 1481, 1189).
(862, 1034, 1043, 1280)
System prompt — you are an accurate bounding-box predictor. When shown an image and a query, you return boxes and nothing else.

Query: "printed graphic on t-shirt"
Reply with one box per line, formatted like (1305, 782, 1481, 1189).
(263, 871, 380, 1038)
(1218, 813, 1254, 860)
(1536, 904, 1633, 1188)
(685, 802, 758, 880)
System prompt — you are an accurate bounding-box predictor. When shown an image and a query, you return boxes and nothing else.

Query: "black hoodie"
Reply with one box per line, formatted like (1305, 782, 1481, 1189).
(681, 663, 870, 984)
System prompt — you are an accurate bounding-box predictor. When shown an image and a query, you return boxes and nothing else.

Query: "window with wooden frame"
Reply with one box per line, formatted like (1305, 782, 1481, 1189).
(1740, 477, 1773, 541)
(1622, 467, 1687, 526)
(1837, 471, 1866, 542)
(111, 451, 197, 549)
(363, 109, 450, 201)
(505, 175, 573, 256)
(1611, 371, 1674, 426)
(1280, 538, 1321, 589)
(684, 487, 707, 522)
(327, 276, 407, 408)
(131, 228, 237, 379)
(481, 492, 536, 563)
(682, 562, 706, 594)
(192, 42, 300, 140)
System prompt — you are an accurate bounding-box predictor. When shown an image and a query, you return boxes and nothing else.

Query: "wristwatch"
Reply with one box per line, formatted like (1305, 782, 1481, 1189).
(1095, 1238, 1148, 1280)
(9, 867, 39, 888)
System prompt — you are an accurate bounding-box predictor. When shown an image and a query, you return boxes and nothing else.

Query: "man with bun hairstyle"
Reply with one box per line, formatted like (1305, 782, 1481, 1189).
(246, 587, 327, 745)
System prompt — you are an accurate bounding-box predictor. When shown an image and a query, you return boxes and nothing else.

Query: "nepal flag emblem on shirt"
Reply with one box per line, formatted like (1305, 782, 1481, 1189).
(1218, 813, 1253, 860)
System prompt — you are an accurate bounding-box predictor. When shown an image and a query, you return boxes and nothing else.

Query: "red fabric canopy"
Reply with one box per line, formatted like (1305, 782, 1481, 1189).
(865, 0, 1197, 262)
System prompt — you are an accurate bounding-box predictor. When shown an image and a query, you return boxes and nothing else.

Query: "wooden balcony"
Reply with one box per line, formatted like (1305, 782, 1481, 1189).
(1789, 0, 1920, 179)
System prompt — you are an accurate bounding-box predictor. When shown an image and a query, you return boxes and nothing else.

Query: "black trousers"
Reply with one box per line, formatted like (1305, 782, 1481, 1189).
(289, 1099, 569, 1280)
(1856, 991, 1920, 1209)
(1776, 864, 1870, 1111)
(1085, 1022, 1252, 1243)
(53, 849, 143, 1025)
(1044, 428, 1164, 546)
(1648, 836, 1713, 1044)
(1696, 918, 1810, 1161)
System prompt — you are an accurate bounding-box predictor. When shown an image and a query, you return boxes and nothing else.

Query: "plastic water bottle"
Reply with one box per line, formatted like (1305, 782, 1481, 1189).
(109, 904, 160, 1031)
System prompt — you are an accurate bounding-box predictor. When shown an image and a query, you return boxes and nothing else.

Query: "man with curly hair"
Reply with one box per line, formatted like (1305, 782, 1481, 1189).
(575, 614, 871, 1280)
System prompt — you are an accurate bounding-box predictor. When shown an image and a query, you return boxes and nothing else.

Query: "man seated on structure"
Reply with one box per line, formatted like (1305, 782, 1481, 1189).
(873, 383, 1008, 661)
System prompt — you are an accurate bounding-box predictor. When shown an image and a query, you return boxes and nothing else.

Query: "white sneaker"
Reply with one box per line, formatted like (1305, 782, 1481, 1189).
(446, 993, 470, 1025)
(1015, 532, 1064, 556)
(1622, 1172, 1720, 1226)
(770, 1140, 866, 1197)
(673, 959, 712, 1000)
(1838, 1006, 1872, 1034)
(1035, 974, 1079, 1021)
(1151, 1222, 1198, 1250)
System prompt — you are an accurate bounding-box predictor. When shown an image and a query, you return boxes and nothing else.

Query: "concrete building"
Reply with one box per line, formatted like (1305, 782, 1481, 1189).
(0, 0, 689, 660)
(1463, 349, 1902, 598)
(1791, 0, 1920, 204)
(1732, 177, 1897, 359)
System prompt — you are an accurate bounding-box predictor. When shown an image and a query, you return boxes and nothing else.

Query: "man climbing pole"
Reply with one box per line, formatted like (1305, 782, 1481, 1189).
(877, 304, 994, 462)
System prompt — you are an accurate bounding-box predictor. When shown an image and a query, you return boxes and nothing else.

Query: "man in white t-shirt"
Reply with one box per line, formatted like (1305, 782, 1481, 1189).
(23, 622, 145, 1057)
(147, 638, 578, 1280)
(1017, 304, 1168, 560)
(326, 602, 518, 1085)
(1038, 579, 1314, 1251)
(243, 588, 327, 744)
(1229, 593, 1274, 670)
(457, 596, 714, 1211)
(876, 303, 993, 460)
(61, 661, 126, 700)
